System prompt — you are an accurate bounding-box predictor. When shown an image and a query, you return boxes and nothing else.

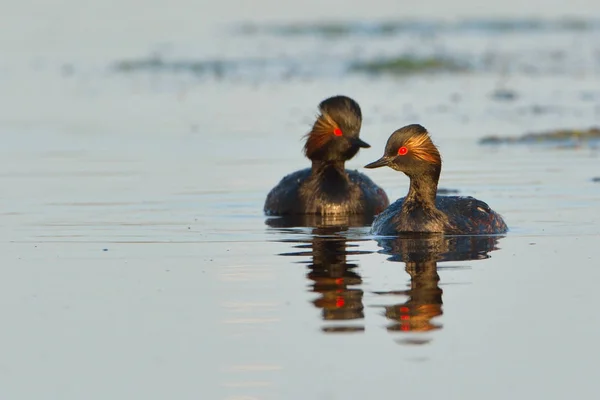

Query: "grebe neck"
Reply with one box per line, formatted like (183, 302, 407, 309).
(311, 160, 346, 175)
(404, 166, 440, 208)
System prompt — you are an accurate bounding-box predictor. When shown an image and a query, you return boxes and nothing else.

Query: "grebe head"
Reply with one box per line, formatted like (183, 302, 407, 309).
(304, 95, 370, 162)
(364, 124, 441, 177)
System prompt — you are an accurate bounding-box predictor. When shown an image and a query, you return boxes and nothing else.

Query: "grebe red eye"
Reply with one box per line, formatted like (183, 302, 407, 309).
(333, 128, 342, 136)
(398, 146, 408, 155)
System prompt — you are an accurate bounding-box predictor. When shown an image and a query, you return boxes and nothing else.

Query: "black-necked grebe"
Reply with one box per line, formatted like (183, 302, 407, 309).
(364, 124, 508, 235)
(264, 95, 389, 216)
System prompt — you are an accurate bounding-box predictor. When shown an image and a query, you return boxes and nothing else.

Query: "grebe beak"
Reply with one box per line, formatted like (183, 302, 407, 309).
(353, 137, 370, 148)
(364, 156, 392, 169)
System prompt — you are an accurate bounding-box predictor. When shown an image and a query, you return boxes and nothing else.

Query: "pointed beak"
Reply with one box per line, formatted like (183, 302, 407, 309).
(353, 137, 371, 148)
(364, 156, 392, 169)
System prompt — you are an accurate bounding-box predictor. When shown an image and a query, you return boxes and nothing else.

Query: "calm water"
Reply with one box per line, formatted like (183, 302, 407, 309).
(1, 1, 600, 399)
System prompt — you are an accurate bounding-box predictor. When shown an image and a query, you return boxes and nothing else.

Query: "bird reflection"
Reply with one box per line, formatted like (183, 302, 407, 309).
(375, 234, 504, 343)
(266, 215, 504, 342)
(266, 214, 373, 333)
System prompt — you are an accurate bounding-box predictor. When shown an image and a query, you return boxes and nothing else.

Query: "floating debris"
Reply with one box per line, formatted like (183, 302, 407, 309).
(437, 188, 460, 195)
(592, 177, 600, 182)
(490, 88, 518, 101)
(349, 56, 467, 76)
(479, 127, 600, 146)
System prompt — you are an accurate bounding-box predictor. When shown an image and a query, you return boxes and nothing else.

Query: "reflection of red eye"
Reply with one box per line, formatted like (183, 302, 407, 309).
(398, 146, 408, 155)
(333, 128, 342, 136)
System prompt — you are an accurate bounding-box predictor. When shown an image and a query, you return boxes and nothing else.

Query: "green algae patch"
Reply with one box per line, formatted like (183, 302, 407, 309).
(113, 56, 229, 76)
(259, 22, 355, 37)
(111, 54, 467, 80)
(479, 127, 600, 146)
(237, 18, 600, 38)
(349, 56, 467, 75)
(237, 21, 436, 37)
(114, 56, 164, 71)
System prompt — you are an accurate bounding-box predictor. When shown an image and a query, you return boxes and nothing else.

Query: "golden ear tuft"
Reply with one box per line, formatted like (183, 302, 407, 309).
(404, 132, 441, 165)
(304, 113, 340, 158)
(313, 112, 340, 136)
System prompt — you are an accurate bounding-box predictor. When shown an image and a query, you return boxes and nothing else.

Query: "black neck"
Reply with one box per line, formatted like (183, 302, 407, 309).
(404, 166, 440, 208)
(311, 160, 346, 175)
(309, 160, 350, 196)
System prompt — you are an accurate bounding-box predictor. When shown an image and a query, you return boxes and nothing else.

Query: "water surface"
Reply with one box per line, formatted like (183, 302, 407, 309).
(1, 1, 600, 399)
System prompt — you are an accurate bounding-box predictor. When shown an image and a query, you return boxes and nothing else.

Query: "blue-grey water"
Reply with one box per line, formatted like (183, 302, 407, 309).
(1, 1, 600, 399)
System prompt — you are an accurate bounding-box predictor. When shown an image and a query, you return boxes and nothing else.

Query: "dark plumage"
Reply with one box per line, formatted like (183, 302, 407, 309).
(365, 124, 508, 235)
(264, 95, 389, 216)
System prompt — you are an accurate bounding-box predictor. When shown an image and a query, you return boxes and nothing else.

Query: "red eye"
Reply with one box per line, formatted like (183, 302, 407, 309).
(398, 146, 408, 155)
(333, 128, 342, 136)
